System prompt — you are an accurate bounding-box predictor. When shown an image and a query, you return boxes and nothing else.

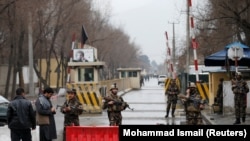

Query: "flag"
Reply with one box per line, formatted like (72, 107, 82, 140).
(81, 25, 88, 48)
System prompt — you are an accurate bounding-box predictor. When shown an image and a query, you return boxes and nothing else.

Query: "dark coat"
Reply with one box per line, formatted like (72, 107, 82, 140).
(7, 95, 36, 129)
(35, 94, 57, 140)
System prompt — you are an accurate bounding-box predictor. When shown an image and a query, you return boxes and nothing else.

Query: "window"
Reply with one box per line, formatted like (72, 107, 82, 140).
(121, 71, 126, 78)
(128, 71, 137, 77)
(78, 68, 94, 82)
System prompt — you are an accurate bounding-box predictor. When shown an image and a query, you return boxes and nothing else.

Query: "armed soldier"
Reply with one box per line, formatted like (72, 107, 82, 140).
(231, 72, 249, 124)
(165, 78, 180, 118)
(178, 82, 205, 125)
(102, 83, 129, 126)
(60, 89, 84, 141)
(215, 78, 224, 114)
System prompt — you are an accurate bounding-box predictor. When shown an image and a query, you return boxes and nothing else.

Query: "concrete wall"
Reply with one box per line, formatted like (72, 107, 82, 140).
(208, 72, 230, 106)
(223, 81, 250, 113)
(0, 65, 38, 95)
(39, 59, 64, 88)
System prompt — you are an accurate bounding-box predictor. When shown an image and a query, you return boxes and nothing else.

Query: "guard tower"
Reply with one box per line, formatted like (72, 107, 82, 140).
(117, 68, 142, 89)
(66, 44, 105, 113)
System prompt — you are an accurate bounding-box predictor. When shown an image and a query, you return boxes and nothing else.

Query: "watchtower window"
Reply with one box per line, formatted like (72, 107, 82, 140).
(128, 71, 137, 77)
(121, 71, 126, 78)
(78, 68, 94, 82)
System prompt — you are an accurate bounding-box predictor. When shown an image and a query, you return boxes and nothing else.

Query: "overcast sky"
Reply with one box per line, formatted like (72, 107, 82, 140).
(93, 0, 202, 65)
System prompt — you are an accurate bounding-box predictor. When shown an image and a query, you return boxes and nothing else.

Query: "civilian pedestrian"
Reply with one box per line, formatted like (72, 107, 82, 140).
(7, 87, 36, 141)
(35, 87, 57, 141)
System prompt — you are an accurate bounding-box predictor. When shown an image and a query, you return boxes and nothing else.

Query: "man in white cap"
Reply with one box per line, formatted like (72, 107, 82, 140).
(179, 82, 205, 125)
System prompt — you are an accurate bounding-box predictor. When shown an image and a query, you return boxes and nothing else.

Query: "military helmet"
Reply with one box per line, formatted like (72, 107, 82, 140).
(219, 78, 224, 82)
(236, 72, 242, 76)
(110, 83, 118, 91)
(171, 79, 176, 83)
(188, 82, 196, 88)
(67, 88, 77, 94)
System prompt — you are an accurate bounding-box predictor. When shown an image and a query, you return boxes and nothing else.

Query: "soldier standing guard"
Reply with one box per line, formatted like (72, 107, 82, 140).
(179, 82, 205, 125)
(102, 83, 129, 126)
(61, 89, 84, 141)
(231, 72, 249, 124)
(165, 79, 180, 118)
(215, 78, 224, 114)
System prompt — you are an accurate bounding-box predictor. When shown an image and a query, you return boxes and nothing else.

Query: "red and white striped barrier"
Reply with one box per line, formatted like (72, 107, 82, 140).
(165, 31, 175, 79)
(189, 0, 199, 82)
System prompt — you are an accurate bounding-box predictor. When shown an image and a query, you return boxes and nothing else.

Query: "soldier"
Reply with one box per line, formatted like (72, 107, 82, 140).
(179, 82, 205, 125)
(102, 83, 129, 126)
(165, 78, 180, 118)
(60, 89, 84, 141)
(231, 72, 249, 124)
(215, 78, 224, 114)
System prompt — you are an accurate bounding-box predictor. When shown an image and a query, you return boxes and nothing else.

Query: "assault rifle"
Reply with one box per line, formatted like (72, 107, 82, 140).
(56, 104, 86, 112)
(103, 96, 134, 111)
(178, 94, 207, 108)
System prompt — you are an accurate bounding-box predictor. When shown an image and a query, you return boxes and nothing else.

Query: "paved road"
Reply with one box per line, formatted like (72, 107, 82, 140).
(80, 77, 188, 126)
(0, 77, 195, 140)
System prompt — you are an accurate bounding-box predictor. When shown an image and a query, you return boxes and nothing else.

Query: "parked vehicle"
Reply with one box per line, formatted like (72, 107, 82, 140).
(158, 75, 167, 85)
(0, 95, 9, 126)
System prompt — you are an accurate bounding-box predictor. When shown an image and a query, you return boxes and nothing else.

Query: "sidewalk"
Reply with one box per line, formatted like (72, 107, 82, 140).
(201, 106, 250, 125)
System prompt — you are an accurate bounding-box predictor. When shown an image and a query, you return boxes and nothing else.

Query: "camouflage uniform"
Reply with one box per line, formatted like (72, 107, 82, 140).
(61, 95, 83, 141)
(103, 91, 128, 126)
(181, 84, 205, 125)
(215, 78, 224, 114)
(165, 79, 180, 118)
(231, 73, 249, 124)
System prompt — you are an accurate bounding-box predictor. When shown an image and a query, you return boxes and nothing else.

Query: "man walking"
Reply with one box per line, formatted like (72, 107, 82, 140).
(7, 87, 36, 141)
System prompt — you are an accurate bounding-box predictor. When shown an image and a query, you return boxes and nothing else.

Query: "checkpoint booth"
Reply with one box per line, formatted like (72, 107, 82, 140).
(117, 67, 142, 89)
(66, 45, 105, 113)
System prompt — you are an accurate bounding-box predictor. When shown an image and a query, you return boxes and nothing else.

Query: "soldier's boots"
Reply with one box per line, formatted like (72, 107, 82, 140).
(165, 110, 176, 118)
(233, 118, 241, 125)
(172, 109, 175, 117)
(165, 110, 169, 118)
(165, 109, 170, 118)
(242, 117, 245, 123)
